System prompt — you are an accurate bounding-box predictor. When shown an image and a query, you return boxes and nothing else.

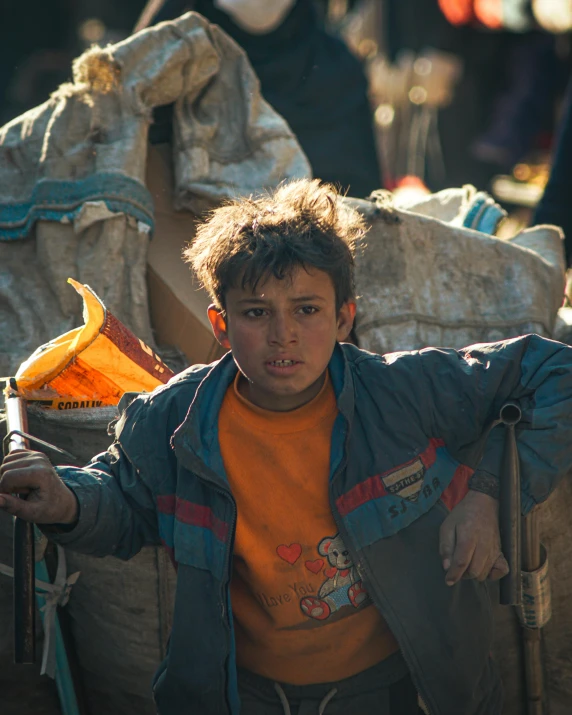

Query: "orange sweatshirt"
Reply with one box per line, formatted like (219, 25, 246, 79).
(218, 372, 398, 685)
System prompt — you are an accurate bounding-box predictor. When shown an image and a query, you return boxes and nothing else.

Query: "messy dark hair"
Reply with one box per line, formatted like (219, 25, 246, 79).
(185, 179, 366, 312)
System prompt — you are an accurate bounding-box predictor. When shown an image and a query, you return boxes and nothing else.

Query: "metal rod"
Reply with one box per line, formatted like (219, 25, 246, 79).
(522, 511, 541, 572)
(522, 510, 545, 715)
(133, 0, 166, 33)
(497, 401, 546, 712)
(499, 401, 522, 606)
(5, 391, 35, 664)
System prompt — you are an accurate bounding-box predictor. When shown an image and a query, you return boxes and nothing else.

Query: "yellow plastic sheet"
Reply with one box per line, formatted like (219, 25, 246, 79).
(15, 279, 174, 409)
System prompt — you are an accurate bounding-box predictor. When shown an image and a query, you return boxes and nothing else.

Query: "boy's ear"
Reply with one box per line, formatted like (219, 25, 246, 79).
(208, 305, 231, 349)
(336, 301, 356, 342)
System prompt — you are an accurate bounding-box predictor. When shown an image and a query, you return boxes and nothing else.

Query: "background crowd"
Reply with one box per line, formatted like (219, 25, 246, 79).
(2, 0, 572, 258)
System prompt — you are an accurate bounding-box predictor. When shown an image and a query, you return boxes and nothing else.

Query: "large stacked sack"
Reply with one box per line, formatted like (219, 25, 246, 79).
(350, 190, 565, 353)
(0, 11, 310, 377)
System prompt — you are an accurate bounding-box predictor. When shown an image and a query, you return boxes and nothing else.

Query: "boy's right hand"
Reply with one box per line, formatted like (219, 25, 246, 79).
(0, 449, 78, 525)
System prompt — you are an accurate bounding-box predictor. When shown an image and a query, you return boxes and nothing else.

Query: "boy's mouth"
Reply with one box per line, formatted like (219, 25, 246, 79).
(267, 359, 300, 367)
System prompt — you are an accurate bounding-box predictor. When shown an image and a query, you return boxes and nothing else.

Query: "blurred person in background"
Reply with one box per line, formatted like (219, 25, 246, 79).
(139, 0, 382, 198)
(534, 78, 572, 267)
(383, 0, 567, 192)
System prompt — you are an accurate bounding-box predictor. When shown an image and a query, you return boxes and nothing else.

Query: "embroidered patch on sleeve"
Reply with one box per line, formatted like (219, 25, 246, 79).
(381, 459, 425, 502)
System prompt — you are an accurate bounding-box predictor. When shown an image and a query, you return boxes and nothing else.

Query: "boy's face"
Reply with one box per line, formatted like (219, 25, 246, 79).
(208, 266, 355, 411)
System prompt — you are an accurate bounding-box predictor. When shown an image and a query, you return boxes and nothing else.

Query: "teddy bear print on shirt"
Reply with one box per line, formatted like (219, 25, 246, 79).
(300, 533, 371, 621)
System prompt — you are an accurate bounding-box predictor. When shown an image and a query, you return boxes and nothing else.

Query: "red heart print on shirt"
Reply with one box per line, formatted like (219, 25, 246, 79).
(276, 543, 302, 565)
(305, 559, 324, 574)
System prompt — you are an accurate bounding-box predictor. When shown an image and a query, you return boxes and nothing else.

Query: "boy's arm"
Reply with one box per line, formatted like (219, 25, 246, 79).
(401, 333, 572, 585)
(49, 443, 161, 559)
(0, 443, 160, 561)
(415, 333, 572, 511)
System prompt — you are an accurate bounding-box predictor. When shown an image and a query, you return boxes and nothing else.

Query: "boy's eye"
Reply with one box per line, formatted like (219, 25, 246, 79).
(298, 306, 318, 315)
(244, 308, 267, 318)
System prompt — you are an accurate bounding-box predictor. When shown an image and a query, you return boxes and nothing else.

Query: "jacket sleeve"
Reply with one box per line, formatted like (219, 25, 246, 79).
(42, 398, 161, 560)
(415, 334, 572, 513)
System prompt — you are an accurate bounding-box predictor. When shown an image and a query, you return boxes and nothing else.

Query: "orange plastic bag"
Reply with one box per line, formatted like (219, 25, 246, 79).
(14, 279, 175, 409)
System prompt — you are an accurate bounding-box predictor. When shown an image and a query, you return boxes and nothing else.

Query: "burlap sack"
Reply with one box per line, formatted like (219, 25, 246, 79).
(349, 194, 565, 353)
(0, 11, 310, 377)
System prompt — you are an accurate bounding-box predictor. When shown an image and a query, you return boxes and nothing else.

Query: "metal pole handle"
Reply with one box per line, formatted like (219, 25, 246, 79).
(522, 512, 544, 714)
(499, 401, 522, 606)
(4, 389, 35, 663)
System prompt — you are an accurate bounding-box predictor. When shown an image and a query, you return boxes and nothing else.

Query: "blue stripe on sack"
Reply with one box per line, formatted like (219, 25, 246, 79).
(342, 446, 460, 548)
(0, 172, 154, 240)
(157, 511, 227, 579)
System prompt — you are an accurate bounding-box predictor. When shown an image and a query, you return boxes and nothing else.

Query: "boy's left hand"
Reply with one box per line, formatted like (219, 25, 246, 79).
(439, 490, 509, 586)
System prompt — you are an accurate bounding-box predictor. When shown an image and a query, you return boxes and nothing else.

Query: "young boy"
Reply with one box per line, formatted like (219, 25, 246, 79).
(2, 179, 572, 715)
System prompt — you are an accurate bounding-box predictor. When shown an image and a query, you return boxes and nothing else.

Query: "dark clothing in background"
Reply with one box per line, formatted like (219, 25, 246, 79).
(472, 32, 561, 170)
(153, 0, 382, 197)
(534, 78, 572, 265)
(0, 0, 71, 123)
(384, 0, 563, 191)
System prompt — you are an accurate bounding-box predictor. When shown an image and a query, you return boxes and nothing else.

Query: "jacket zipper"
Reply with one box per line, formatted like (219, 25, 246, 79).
(329, 469, 438, 715)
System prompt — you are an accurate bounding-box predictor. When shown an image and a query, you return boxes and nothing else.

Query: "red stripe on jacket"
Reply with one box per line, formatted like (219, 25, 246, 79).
(440, 464, 473, 511)
(336, 438, 445, 517)
(157, 495, 229, 541)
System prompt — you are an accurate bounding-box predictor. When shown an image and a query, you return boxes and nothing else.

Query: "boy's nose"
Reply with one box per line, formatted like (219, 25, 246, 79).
(268, 313, 298, 345)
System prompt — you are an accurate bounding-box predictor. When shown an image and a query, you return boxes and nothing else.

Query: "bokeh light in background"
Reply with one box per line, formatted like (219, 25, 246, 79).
(1, 0, 571, 205)
(79, 19, 107, 45)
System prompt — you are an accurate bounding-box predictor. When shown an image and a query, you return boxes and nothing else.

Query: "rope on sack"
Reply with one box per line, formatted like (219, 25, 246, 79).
(0, 544, 80, 677)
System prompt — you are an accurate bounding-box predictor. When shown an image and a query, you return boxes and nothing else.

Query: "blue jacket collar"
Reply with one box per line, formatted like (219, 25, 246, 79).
(172, 343, 356, 479)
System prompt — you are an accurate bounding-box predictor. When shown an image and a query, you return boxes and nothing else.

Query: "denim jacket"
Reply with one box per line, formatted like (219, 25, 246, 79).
(50, 336, 572, 715)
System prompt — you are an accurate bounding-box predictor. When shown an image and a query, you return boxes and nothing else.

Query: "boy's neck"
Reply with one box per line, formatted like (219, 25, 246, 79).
(236, 370, 328, 412)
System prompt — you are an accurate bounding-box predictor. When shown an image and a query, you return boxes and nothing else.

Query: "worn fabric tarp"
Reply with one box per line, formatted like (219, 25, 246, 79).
(0, 11, 310, 377)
